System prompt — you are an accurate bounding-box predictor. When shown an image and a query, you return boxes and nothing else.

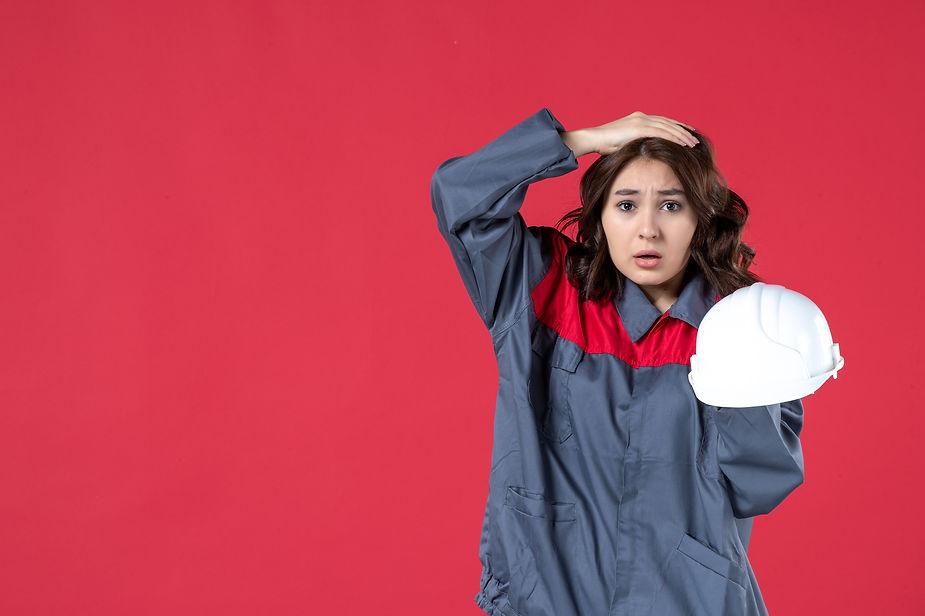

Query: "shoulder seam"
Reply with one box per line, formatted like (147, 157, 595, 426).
(491, 300, 532, 340)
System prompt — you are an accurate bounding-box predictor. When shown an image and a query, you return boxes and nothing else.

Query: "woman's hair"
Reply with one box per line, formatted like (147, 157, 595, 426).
(554, 129, 762, 303)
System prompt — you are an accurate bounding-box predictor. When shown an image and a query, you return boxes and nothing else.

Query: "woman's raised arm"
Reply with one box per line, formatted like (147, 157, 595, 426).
(429, 108, 579, 338)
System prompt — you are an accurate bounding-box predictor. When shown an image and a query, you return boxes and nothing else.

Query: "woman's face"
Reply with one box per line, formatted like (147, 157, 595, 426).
(600, 158, 698, 307)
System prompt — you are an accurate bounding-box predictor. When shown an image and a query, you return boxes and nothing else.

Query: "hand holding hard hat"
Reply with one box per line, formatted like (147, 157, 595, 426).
(688, 282, 844, 408)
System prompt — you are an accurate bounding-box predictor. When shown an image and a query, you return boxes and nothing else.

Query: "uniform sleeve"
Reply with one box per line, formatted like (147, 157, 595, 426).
(429, 107, 579, 337)
(713, 398, 805, 519)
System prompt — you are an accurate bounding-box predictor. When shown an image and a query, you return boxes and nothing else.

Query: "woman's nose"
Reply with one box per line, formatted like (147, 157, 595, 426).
(638, 218, 659, 239)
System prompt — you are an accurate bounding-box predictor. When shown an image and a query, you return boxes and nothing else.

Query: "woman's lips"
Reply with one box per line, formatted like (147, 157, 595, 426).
(634, 256, 662, 268)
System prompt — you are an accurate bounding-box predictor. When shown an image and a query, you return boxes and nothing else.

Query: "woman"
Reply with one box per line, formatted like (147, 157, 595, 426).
(430, 108, 804, 616)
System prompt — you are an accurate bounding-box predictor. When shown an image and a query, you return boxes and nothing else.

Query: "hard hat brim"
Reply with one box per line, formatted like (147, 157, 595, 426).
(688, 356, 845, 408)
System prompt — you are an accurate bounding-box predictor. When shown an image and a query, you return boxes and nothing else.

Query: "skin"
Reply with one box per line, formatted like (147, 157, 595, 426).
(600, 158, 698, 314)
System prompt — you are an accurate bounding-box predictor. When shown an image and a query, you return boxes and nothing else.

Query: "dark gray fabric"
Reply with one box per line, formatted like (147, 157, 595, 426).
(431, 107, 805, 616)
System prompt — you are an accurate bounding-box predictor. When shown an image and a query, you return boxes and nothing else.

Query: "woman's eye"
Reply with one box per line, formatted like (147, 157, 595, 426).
(616, 201, 683, 212)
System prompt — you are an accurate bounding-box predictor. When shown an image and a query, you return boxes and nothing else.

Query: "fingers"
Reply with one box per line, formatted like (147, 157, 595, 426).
(651, 115, 697, 132)
(648, 117, 699, 147)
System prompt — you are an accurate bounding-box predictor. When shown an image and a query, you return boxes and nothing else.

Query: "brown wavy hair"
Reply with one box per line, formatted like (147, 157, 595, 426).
(554, 129, 763, 304)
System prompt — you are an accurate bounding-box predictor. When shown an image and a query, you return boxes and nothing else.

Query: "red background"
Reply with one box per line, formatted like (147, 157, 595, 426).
(1, 1, 922, 613)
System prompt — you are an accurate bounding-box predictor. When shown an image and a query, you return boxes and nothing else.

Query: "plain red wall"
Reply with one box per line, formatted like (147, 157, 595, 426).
(1, 0, 922, 613)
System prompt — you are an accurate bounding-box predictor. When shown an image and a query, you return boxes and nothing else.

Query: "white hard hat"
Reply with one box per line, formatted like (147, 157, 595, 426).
(688, 282, 844, 408)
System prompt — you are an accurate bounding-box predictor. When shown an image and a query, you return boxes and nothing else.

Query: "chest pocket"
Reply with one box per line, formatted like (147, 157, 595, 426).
(528, 326, 584, 445)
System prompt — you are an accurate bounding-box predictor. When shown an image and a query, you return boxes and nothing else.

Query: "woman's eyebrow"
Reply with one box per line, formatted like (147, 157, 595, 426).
(614, 188, 686, 196)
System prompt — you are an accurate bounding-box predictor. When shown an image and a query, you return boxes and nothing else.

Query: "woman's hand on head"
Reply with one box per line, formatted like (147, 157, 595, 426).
(579, 111, 700, 155)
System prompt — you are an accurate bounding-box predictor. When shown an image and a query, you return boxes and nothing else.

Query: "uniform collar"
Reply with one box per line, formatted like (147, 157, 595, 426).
(614, 266, 717, 343)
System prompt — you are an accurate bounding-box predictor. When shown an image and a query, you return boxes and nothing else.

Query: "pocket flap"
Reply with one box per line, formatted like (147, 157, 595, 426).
(677, 533, 749, 589)
(531, 326, 583, 373)
(503, 485, 576, 522)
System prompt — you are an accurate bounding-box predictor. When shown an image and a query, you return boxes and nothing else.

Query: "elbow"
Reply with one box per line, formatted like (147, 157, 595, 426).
(430, 165, 451, 234)
(430, 155, 465, 192)
(430, 156, 467, 235)
(726, 464, 805, 519)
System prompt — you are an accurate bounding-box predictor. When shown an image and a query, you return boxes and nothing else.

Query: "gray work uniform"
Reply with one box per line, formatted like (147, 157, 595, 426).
(430, 107, 805, 616)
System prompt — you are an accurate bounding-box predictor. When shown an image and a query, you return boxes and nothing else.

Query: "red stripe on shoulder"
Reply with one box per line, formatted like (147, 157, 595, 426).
(531, 229, 700, 368)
